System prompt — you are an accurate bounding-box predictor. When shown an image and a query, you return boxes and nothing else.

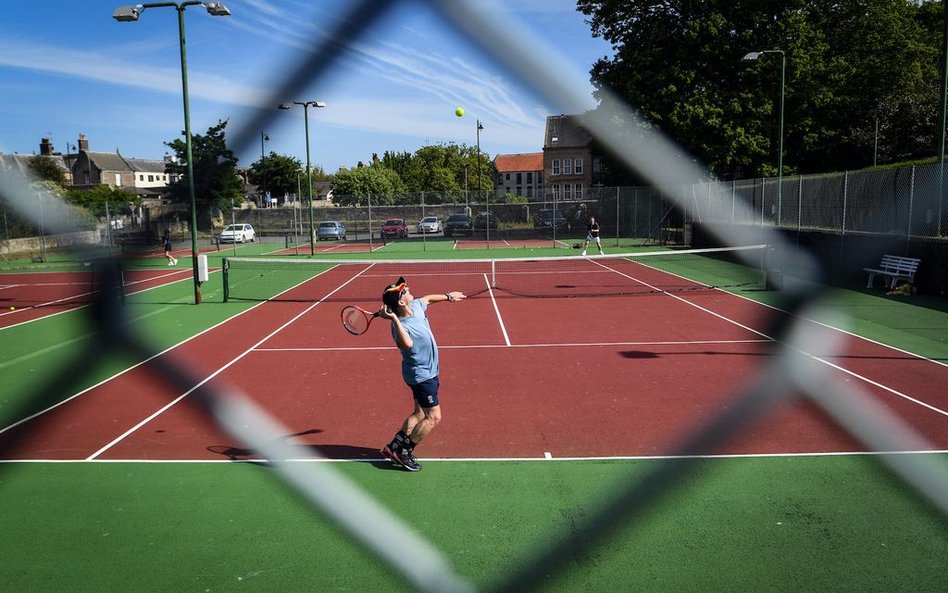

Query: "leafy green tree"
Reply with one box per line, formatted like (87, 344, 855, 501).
(577, 0, 940, 178)
(27, 155, 67, 187)
(248, 152, 303, 199)
(331, 164, 406, 206)
(64, 185, 140, 218)
(164, 119, 243, 227)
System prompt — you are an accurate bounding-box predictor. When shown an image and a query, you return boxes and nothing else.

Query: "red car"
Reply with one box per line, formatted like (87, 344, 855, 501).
(380, 218, 408, 238)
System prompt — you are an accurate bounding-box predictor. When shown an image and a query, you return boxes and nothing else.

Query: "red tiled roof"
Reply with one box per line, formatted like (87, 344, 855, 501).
(494, 152, 543, 172)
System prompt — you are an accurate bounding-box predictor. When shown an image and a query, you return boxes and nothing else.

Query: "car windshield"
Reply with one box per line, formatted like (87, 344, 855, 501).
(384, 220, 401, 225)
(223, 225, 239, 231)
(447, 215, 467, 222)
(422, 217, 437, 223)
(319, 222, 336, 228)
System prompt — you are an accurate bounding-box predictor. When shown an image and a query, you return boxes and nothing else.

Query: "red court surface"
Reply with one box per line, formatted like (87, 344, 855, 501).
(3, 262, 947, 462)
(0, 268, 193, 328)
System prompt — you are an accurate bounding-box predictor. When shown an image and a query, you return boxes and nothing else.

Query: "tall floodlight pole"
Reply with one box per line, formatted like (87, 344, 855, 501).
(743, 49, 785, 225)
(938, 5, 948, 236)
(280, 100, 325, 255)
(476, 119, 484, 201)
(260, 131, 269, 205)
(113, 1, 232, 305)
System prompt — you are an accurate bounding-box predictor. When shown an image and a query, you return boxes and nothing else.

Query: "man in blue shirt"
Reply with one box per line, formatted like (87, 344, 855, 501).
(379, 276, 466, 472)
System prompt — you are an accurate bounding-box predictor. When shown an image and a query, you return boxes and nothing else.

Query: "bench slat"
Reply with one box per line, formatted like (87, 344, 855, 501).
(863, 255, 920, 289)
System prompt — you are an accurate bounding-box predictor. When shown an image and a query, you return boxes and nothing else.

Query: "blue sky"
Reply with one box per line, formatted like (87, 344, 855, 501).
(0, 0, 612, 173)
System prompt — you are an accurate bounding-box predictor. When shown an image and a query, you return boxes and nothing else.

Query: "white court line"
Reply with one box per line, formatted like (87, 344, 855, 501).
(0, 268, 197, 329)
(485, 272, 512, 346)
(590, 259, 948, 418)
(85, 264, 379, 460)
(253, 339, 771, 352)
(4, 449, 947, 465)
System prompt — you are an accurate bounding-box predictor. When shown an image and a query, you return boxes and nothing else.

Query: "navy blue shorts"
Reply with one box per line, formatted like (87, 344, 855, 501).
(409, 376, 440, 408)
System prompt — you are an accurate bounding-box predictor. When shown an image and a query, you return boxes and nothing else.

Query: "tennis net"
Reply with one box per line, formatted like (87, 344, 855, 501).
(221, 245, 769, 303)
(223, 245, 768, 303)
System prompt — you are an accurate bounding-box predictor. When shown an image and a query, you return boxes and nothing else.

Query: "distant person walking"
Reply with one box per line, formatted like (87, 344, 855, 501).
(162, 229, 177, 266)
(581, 216, 603, 256)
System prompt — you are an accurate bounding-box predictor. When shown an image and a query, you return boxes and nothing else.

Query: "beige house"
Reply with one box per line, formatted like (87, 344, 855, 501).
(493, 152, 543, 201)
(542, 114, 594, 202)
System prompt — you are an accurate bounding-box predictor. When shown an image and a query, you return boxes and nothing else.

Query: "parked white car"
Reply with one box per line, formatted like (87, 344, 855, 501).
(219, 223, 256, 243)
(417, 216, 442, 234)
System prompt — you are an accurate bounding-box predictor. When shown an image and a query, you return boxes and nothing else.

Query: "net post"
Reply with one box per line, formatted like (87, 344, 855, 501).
(222, 258, 230, 302)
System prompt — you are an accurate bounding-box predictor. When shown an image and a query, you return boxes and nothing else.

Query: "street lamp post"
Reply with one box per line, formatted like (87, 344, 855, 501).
(260, 131, 269, 206)
(113, 1, 231, 305)
(280, 101, 326, 255)
(743, 49, 785, 224)
(476, 119, 484, 201)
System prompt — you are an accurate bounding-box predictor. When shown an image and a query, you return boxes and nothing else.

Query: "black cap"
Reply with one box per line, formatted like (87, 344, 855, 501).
(381, 276, 407, 308)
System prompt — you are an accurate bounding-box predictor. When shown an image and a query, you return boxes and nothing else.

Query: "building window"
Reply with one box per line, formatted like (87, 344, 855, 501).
(563, 159, 572, 175)
(575, 183, 584, 199)
(564, 184, 572, 199)
(506, 173, 510, 181)
(574, 158, 583, 174)
(527, 186, 533, 198)
(516, 186, 522, 196)
(526, 171, 533, 184)
(139, 174, 144, 181)
(148, 174, 154, 182)
(115, 173, 122, 187)
(516, 172, 522, 184)
(552, 159, 560, 175)
(552, 184, 560, 199)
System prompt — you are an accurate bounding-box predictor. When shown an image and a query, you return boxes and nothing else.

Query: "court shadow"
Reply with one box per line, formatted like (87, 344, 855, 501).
(619, 350, 660, 359)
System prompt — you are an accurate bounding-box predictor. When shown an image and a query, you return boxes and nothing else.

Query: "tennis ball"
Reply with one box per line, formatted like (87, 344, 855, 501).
(455, 106, 464, 117)
(9, 306, 14, 311)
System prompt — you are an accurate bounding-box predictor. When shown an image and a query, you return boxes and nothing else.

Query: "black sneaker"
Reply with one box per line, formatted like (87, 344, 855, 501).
(380, 445, 405, 468)
(400, 449, 422, 472)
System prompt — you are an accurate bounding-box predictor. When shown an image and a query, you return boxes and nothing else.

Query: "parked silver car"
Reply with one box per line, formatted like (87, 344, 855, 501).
(417, 216, 442, 234)
(317, 220, 346, 241)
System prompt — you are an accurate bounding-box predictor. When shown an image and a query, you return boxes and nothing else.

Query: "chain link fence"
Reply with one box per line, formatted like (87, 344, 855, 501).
(2, 1, 947, 591)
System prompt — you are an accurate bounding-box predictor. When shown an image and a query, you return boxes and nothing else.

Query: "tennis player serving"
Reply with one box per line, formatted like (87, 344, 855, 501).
(378, 276, 465, 472)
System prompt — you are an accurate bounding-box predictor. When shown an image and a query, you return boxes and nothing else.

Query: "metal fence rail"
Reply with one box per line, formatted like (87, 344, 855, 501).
(2, 1, 947, 591)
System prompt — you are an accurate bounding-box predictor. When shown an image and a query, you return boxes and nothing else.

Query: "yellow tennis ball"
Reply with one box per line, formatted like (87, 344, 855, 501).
(9, 306, 14, 311)
(455, 106, 464, 117)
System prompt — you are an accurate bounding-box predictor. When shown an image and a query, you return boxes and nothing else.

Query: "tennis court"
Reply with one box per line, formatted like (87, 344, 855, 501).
(2, 247, 947, 592)
(4, 250, 946, 464)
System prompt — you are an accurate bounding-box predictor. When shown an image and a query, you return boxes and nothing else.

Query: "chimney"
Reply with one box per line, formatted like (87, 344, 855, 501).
(40, 138, 54, 155)
(78, 134, 89, 152)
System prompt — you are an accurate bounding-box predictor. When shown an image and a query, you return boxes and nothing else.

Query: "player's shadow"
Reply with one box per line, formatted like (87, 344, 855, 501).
(207, 429, 394, 468)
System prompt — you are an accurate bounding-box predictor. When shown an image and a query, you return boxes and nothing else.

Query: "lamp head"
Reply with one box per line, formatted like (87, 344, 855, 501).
(742, 52, 762, 62)
(313, 101, 326, 108)
(203, 2, 231, 16)
(278, 103, 292, 110)
(113, 5, 143, 22)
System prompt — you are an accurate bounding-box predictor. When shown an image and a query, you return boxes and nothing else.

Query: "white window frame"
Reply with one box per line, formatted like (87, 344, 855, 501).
(552, 159, 560, 175)
(563, 158, 572, 175)
(574, 158, 583, 174)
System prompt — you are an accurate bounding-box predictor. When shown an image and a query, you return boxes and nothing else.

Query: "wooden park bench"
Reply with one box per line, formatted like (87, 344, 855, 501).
(863, 254, 921, 289)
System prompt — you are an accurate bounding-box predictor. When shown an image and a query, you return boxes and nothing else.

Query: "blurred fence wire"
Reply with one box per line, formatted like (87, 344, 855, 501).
(1, 1, 947, 591)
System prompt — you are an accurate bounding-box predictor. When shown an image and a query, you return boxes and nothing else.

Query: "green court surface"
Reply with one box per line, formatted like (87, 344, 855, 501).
(1, 245, 947, 592)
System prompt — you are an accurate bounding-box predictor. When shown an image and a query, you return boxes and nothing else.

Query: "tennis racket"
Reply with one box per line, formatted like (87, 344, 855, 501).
(341, 305, 382, 336)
